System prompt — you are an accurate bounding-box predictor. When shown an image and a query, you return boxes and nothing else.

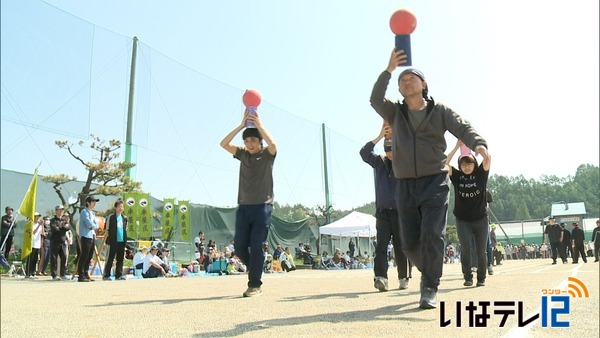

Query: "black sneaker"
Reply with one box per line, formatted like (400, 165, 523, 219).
(78, 278, 90, 282)
(102, 276, 112, 281)
(463, 280, 473, 287)
(476, 281, 485, 287)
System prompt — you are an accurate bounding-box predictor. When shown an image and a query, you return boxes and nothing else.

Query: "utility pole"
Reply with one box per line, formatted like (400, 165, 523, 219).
(125, 36, 138, 178)
(321, 123, 332, 224)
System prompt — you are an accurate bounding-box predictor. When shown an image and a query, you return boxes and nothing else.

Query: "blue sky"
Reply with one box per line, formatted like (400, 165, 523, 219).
(1, 0, 599, 211)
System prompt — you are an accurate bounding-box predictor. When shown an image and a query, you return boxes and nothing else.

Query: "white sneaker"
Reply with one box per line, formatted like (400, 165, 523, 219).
(399, 278, 409, 290)
(374, 277, 389, 292)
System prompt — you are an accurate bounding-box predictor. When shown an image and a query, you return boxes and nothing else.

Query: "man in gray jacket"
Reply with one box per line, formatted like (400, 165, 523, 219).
(370, 48, 490, 309)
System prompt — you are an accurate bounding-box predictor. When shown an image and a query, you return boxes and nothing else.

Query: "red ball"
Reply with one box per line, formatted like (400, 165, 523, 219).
(389, 9, 417, 35)
(242, 89, 262, 107)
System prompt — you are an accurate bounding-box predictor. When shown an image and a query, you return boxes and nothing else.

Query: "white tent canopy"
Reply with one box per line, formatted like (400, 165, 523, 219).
(319, 211, 377, 238)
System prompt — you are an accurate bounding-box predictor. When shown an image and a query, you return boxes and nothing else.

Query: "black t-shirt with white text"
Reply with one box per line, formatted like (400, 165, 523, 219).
(450, 164, 489, 221)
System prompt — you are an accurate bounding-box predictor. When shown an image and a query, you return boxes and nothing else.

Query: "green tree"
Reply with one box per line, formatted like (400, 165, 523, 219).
(445, 225, 458, 245)
(43, 134, 142, 219)
(515, 202, 532, 220)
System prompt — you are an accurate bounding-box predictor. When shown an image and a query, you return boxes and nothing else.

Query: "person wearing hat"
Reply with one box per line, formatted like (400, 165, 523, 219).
(1, 206, 16, 258)
(49, 205, 70, 280)
(544, 217, 566, 264)
(76, 196, 100, 282)
(133, 245, 148, 271)
(220, 106, 277, 297)
(25, 212, 43, 278)
(370, 50, 490, 309)
(102, 199, 128, 281)
(446, 140, 492, 288)
(570, 222, 587, 264)
(360, 123, 411, 292)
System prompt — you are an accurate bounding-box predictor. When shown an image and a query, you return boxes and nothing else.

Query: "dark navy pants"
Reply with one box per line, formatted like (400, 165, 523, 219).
(234, 204, 272, 288)
(396, 173, 449, 291)
(374, 208, 409, 280)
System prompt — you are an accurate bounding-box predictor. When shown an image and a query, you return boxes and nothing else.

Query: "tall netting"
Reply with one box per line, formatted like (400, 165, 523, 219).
(1, 1, 377, 212)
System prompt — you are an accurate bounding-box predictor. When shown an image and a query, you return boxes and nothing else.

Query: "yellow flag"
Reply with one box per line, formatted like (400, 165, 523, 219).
(19, 169, 38, 258)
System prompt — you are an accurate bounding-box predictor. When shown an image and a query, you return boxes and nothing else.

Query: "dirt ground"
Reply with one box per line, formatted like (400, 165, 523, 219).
(1, 258, 598, 337)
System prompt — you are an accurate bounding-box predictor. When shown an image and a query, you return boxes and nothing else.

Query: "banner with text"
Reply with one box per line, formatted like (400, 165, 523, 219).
(162, 198, 175, 239)
(179, 200, 191, 241)
(123, 193, 138, 238)
(138, 193, 151, 238)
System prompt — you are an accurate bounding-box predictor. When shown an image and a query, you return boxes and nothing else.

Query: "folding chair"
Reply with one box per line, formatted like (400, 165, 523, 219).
(8, 260, 26, 277)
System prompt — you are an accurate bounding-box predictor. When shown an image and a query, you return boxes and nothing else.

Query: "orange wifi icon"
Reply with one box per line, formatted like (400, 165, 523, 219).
(567, 277, 589, 298)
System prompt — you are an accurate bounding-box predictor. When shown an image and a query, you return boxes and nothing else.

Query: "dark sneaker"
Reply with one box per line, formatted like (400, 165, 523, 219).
(117, 276, 127, 280)
(487, 266, 494, 275)
(52, 277, 62, 281)
(552, 261, 557, 265)
(419, 287, 437, 309)
(78, 278, 90, 282)
(476, 281, 485, 287)
(102, 276, 112, 281)
(463, 280, 473, 287)
(374, 277, 389, 292)
(243, 287, 262, 297)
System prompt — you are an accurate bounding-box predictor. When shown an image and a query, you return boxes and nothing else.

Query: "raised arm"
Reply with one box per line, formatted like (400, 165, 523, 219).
(220, 117, 246, 156)
(359, 125, 387, 166)
(476, 145, 491, 172)
(250, 111, 277, 156)
(370, 48, 407, 122)
(446, 140, 461, 176)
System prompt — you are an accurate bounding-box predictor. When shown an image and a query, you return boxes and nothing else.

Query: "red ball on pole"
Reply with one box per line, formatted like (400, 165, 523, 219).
(389, 9, 417, 35)
(242, 89, 262, 107)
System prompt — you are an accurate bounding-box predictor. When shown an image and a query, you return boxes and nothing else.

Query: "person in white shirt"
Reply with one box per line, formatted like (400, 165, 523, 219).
(279, 247, 296, 272)
(26, 212, 43, 278)
(226, 240, 235, 256)
(133, 246, 148, 270)
(142, 245, 168, 278)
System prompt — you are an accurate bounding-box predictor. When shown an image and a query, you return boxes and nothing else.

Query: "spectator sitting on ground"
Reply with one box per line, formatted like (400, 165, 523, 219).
(333, 248, 345, 267)
(280, 247, 296, 272)
(224, 245, 233, 259)
(296, 242, 306, 260)
(320, 251, 332, 269)
(161, 248, 174, 276)
(273, 244, 283, 261)
(142, 245, 168, 278)
(133, 245, 148, 271)
(302, 243, 314, 265)
(351, 256, 360, 269)
(264, 253, 274, 273)
(227, 253, 247, 274)
(344, 251, 352, 268)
